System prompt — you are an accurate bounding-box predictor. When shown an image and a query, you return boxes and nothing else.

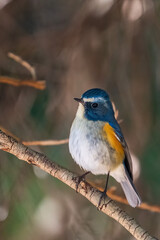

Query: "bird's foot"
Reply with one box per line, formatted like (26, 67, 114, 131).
(97, 171, 110, 210)
(75, 171, 90, 193)
(97, 190, 107, 210)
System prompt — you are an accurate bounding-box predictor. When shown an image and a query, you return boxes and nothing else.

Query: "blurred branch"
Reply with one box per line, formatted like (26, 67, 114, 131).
(112, 101, 123, 124)
(90, 183, 160, 214)
(8, 52, 36, 80)
(0, 130, 158, 240)
(0, 76, 46, 90)
(0, 126, 20, 142)
(0, 52, 46, 90)
(0, 127, 68, 145)
(22, 139, 69, 146)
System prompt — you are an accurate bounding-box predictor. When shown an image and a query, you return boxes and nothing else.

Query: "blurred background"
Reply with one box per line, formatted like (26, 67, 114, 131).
(0, 0, 160, 239)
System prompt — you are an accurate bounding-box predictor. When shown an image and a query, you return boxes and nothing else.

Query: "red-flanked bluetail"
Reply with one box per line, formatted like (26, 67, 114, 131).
(69, 88, 141, 208)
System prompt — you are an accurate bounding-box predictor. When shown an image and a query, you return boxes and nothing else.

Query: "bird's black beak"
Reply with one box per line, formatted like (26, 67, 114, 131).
(74, 98, 84, 105)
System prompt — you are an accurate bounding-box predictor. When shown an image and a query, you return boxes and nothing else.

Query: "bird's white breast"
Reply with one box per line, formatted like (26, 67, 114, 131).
(69, 115, 115, 175)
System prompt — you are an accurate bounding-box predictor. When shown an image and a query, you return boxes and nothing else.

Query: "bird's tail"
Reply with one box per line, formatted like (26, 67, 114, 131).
(120, 171, 141, 208)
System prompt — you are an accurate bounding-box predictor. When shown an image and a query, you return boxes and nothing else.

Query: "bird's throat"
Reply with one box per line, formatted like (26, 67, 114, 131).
(76, 103, 85, 118)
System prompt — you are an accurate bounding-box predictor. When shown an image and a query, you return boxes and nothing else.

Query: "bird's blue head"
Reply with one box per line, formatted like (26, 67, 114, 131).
(74, 88, 115, 122)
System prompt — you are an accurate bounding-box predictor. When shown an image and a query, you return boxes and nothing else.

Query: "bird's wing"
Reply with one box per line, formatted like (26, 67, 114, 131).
(114, 131, 133, 180)
(103, 122, 133, 180)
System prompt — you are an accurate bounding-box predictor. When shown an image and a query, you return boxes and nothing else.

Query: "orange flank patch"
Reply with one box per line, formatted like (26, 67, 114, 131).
(103, 123, 125, 165)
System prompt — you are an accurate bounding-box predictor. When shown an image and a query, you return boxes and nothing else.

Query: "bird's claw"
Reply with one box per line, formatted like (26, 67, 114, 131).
(97, 191, 107, 210)
(74, 171, 90, 193)
(75, 175, 84, 192)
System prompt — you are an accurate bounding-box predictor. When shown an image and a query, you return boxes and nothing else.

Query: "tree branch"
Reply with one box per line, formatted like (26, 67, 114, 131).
(0, 130, 158, 240)
(0, 127, 159, 213)
(22, 139, 69, 146)
(0, 77, 45, 90)
(8, 52, 37, 80)
(90, 183, 160, 213)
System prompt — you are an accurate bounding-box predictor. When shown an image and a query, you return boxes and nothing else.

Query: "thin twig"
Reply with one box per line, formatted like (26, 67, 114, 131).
(0, 130, 158, 240)
(22, 139, 69, 146)
(0, 126, 20, 142)
(89, 183, 160, 213)
(8, 52, 36, 80)
(0, 77, 46, 90)
(112, 101, 123, 123)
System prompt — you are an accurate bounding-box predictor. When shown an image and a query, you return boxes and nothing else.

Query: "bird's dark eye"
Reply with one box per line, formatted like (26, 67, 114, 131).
(91, 103, 98, 108)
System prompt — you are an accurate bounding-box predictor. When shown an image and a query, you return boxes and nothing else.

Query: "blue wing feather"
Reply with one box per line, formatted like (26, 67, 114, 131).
(108, 118, 133, 180)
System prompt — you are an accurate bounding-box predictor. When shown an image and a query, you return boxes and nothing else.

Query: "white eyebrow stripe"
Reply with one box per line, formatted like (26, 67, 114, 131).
(83, 97, 105, 102)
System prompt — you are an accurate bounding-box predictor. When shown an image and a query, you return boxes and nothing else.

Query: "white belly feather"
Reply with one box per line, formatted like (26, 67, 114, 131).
(69, 116, 114, 175)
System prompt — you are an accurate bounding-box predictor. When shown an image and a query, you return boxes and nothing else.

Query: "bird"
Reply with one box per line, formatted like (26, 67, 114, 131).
(69, 88, 141, 208)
